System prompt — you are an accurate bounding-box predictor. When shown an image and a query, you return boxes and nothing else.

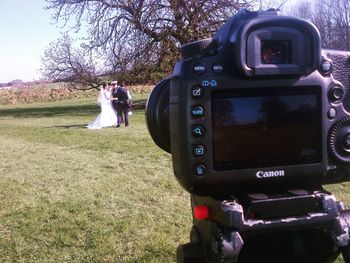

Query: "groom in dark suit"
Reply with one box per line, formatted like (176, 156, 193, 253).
(111, 80, 131, 127)
(111, 80, 119, 123)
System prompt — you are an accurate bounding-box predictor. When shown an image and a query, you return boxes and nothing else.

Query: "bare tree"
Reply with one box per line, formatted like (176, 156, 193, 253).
(287, 0, 350, 50)
(43, 0, 257, 88)
(330, 0, 350, 50)
(41, 34, 104, 89)
(256, 0, 288, 10)
(287, 0, 313, 19)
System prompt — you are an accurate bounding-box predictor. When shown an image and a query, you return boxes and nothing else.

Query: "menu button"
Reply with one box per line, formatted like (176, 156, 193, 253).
(193, 64, 206, 74)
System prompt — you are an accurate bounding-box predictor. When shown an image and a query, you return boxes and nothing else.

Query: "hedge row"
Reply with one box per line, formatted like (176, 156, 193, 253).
(0, 84, 153, 105)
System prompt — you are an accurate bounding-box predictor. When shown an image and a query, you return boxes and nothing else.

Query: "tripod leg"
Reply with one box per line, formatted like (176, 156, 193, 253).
(339, 210, 350, 263)
(341, 247, 350, 263)
(176, 227, 207, 263)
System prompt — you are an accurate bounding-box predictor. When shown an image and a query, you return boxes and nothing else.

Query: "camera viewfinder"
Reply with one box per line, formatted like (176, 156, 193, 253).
(261, 40, 291, 64)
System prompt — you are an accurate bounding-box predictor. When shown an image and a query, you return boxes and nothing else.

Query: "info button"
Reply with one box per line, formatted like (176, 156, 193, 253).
(212, 63, 224, 74)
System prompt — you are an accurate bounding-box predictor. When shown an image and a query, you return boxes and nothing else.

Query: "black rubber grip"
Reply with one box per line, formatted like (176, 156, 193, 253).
(180, 38, 214, 59)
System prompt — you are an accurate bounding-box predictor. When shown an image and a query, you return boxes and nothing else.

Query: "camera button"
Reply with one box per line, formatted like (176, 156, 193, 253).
(212, 63, 224, 74)
(321, 59, 332, 75)
(193, 63, 206, 74)
(192, 125, 205, 137)
(191, 86, 204, 98)
(329, 86, 344, 101)
(193, 145, 206, 156)
(328, 108, 337, 119)
(191, 106, 205, 118)
(194, 164, 206, 176)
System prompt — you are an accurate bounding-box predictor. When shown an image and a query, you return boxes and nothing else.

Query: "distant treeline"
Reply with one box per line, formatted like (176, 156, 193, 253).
(0, 83, 152, 105)
(0, 79, 51, 88)
(289, 0, 350, 50)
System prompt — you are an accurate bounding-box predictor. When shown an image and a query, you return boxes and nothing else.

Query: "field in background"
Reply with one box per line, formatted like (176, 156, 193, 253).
(0, 83, 153, 105)
(0, 97, 350, 262)
(0, 98, 191, 262)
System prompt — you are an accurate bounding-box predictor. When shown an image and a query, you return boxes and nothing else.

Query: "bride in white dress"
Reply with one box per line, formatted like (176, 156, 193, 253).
(87, 83, 118, 129)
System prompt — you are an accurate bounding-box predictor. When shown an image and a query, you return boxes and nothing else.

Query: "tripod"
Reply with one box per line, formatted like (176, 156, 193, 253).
(177, 189, 350, 263)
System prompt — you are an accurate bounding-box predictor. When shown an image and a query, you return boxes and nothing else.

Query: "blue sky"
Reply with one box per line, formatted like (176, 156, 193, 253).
(0, 1, 299, 84)
(0, 1, 64, 83)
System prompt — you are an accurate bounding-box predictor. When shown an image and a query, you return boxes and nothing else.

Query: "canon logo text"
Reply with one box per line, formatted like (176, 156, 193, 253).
(256, 170, 285, 179)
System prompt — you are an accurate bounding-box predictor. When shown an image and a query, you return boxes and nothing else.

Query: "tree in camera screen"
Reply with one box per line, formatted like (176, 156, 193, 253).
(212, 87, 322, 170)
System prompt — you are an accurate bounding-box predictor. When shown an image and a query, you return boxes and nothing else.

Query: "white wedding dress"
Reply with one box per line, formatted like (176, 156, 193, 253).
(87, 88, 118, 129)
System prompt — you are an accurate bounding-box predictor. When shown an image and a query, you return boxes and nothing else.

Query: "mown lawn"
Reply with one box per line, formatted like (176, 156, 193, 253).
(0, 97, 349, 262)
(0, 97, 191, 262)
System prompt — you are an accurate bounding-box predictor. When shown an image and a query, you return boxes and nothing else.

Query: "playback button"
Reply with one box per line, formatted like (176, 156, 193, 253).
(193, 145, 206, 156)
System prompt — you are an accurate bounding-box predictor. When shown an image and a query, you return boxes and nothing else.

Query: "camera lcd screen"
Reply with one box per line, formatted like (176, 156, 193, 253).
(212, 87, 322, 170)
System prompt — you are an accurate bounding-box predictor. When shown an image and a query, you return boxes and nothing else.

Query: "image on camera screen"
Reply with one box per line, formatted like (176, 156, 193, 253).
(212, 87, 322, 170)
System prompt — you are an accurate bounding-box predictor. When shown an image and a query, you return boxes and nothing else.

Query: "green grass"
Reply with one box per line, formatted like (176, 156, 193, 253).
(0, 98, 349, 262)
(0, 98, 191, 262)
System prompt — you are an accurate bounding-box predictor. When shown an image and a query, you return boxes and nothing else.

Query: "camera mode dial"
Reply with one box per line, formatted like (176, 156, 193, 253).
(329, 117, 350, 163)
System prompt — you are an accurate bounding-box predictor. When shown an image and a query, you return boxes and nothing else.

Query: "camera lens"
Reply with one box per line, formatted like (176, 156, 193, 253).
(261, 41, 290, 64)
(145, 79, 171, 153)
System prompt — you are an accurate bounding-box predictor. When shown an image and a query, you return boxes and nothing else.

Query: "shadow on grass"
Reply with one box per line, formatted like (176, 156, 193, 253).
(54, 124, 89, 129)
(0, 99, 147, 119)
(53, 124, 119, 129)
(0, 104, 99, 118)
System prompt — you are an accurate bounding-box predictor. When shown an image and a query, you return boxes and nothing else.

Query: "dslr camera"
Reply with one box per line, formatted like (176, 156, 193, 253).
(147, 9, 350, 263)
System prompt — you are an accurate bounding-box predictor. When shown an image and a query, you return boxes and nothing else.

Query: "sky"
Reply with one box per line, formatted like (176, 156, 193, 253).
(0, 0, 300, 84)
(0, 1, 65, 83)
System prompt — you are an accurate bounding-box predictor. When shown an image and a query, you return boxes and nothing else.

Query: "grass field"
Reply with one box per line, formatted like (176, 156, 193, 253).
(0, 96, 191, 262)
(0, 97, 349, 262)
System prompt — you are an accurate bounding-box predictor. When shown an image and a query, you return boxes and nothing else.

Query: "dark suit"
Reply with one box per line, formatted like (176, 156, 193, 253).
(112, 87, 130, 126)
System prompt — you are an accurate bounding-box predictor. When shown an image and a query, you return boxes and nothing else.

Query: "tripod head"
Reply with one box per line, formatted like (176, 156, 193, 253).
(177, 189, 350, 263)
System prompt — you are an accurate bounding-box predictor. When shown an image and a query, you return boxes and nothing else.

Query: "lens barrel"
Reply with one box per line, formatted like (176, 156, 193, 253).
(145, 79, 171, 153)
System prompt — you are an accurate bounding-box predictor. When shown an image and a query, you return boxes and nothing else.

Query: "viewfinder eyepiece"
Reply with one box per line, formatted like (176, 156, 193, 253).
(261, 40, 291, 64)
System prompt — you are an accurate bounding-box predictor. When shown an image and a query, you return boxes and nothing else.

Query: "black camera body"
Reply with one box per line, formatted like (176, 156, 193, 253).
(147, 10, 350, 262)
(146, 9, 350, 197)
